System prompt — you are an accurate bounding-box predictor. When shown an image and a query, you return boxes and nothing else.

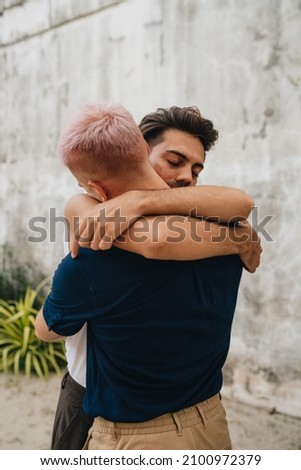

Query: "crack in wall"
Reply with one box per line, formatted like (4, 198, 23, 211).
(0, 0, 124, 48)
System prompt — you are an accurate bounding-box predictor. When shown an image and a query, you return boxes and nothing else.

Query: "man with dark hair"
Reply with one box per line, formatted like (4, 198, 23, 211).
(140, 105, 218, 150)
(37, 104, 261, 450)
(140, 106, 218, 189)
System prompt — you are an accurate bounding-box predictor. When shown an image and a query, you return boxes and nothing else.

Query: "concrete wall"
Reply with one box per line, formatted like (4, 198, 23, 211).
(1, 0, 300, 417)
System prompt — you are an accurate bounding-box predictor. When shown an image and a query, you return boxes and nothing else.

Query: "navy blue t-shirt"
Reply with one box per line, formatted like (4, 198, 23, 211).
(43, 247, 242, 422)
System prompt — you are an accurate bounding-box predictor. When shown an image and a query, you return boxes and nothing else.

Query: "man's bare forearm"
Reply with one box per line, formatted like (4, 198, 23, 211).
(115, 216, 262, 273)
(64, 187, 256, 257)
(134, 186, 255, 222)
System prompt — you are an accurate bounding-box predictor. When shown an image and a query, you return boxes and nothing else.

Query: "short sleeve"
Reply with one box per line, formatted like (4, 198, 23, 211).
(42, 254, 94, 337)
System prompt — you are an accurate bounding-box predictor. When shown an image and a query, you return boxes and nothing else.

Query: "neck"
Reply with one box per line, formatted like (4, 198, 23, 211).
(107, 165, 169, 199)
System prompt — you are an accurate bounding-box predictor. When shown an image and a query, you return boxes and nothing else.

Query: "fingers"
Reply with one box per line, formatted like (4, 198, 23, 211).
(70, 239, 80, 259)
(245, 249, 262, 273)
(71, 216, 116, 252)
(240, 234, 262, 273)
(98, 238, 114, 251)
(91, 233, 113, 251)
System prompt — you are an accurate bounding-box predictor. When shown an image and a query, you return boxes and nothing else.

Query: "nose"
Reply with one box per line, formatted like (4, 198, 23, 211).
(175, 170, 193, 187)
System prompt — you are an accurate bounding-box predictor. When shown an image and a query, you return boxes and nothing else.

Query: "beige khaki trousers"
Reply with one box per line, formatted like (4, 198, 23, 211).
(83, 394, 232, 450)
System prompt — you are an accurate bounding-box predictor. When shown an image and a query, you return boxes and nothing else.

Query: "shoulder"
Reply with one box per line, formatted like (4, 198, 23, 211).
(43, 253, 94, 321)
(50, 253, 90, 298)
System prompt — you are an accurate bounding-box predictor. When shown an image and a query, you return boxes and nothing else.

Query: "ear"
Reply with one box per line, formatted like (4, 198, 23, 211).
(144, 140, 151, 156)
(87, 180, 108, 202)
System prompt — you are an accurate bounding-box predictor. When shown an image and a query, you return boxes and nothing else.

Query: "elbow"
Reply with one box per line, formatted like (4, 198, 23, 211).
(35, 325, 44, 341)
(234, 192, 255, 220)
(243, 194, 255, 218)
(35, 310, 53, 342)
(141, 242, 163, 260)
(141, 238, 169, 260)
(35, 324, 48, 342)
(35, 328, 58, 343)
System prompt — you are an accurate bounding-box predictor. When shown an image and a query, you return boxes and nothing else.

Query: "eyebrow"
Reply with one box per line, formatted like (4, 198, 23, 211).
(166, 150, 204, 169)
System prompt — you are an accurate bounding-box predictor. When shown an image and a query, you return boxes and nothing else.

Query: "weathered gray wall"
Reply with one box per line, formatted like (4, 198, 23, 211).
(1, 0, 300, 417)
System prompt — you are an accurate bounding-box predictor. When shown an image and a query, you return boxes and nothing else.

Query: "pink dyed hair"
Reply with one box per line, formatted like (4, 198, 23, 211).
(58, 102, 147, 177)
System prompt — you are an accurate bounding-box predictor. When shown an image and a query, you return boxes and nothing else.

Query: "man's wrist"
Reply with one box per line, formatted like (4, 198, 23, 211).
(231, 225, 250, 255)
(131, 189, 162, 216)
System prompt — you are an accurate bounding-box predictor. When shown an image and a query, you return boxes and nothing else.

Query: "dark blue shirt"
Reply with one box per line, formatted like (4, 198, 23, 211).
(43, 247, 243, 422)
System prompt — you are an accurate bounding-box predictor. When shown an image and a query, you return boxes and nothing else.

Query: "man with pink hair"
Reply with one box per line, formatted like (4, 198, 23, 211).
(36, 103, 261, 450)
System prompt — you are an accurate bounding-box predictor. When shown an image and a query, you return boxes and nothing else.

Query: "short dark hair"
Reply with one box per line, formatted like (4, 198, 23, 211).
(139, 106, 218, 152)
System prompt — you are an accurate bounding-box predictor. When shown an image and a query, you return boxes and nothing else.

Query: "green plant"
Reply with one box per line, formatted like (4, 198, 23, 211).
(0, 279, 67, 379)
